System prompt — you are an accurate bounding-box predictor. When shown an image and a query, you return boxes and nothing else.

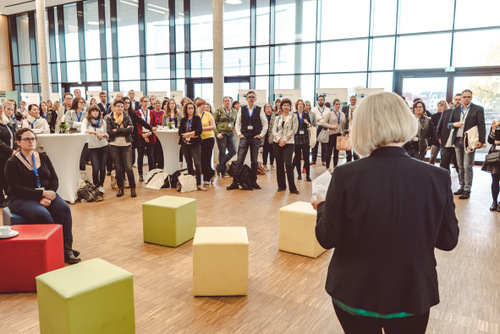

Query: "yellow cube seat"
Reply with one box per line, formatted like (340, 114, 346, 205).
(193, 227, 249, 296)
(143, 195, 197, 247)
(35, 258, 135, 334)
(279, 201, 326, 258)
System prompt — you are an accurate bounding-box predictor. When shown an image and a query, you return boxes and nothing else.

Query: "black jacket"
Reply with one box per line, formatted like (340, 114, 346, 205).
(0, 123, 14, 160)
(448, 103, 486, 144)
(316, 147, 459, 315)
(105, 113, 134, 143)
(178, 116, 202, 146)
(436, 108, 453, 145)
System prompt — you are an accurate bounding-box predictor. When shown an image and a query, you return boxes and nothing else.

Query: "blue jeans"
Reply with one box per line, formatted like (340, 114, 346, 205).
(234, 136, 260, 180)
(454, 138, 475, 192)
(216, 133, 237, 174)
(8, 194, 73, 240)
(89, 146, 108, 187)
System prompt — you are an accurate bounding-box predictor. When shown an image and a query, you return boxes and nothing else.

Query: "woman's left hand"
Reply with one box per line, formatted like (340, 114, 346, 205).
(311, 195, 325, 210)
(425, 146, 430, 151)
(40, 198, 51, 207)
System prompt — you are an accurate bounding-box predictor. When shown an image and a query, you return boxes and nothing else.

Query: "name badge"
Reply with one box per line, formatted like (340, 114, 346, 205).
(228, 123, 232, 128)
(186, 138, 191, 142)
(35, 187, 45, 191)
(299, 131, 304, 135)
(248, 125, 254, 130)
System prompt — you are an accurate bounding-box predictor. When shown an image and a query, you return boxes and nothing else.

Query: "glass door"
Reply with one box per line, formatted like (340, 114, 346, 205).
(402, 77, 449, 112)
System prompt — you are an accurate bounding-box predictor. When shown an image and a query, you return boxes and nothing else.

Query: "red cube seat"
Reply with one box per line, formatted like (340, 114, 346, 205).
(0, 224, 65, 293)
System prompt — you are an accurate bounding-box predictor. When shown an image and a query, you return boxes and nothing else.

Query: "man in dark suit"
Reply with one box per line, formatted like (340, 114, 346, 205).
(227, 90, 267, 190)
(342, 95, 358, 162)
(448, 89, 486, 199)
(128, 90, 140, 111)
(437, 94, 461, 173)
(98, 91, 109, 116)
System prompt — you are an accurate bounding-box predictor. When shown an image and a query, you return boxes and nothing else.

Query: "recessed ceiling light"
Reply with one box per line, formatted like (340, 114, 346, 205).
(226, 0, 242, 4)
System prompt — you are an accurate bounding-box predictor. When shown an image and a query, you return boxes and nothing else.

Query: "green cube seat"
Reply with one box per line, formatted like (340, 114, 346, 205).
(35, 258, 135, 334)
(142, 195, 197, 247)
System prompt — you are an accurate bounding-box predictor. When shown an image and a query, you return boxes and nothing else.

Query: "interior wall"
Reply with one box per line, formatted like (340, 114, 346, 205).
(0, 15, 12, 91)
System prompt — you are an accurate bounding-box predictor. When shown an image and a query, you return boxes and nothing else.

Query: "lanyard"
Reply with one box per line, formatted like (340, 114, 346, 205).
(223, 107, 231, 119)
(247, 106, 255, 118)
(28, 117, 40, 129)
(20, 152, 41, 188)
(76, 111, 83, 122)
(266, 113, 271, 122)
(100, 103, 106, 110)
(201, 111, 205, 121)
(153, 110, 163, 124)
(141, 108, 149, 123)
(333, 110, 341, 124)
(318, 107, 325, 115)
(187, 117, 193, 131)
(460, 105, 470, 120)
(41, 111, 48, 119)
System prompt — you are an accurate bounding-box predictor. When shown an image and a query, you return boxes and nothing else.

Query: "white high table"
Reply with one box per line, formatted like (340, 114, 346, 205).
(155, 129, 182, 174)
(37, 133, 88, 203)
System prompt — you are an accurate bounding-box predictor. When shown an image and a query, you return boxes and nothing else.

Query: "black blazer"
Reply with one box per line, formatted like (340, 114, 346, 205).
(178, 116, 202, 146)
(316, 147, 459, 315)
(436, 108, 453, 144)
(448, 103, 486, 144)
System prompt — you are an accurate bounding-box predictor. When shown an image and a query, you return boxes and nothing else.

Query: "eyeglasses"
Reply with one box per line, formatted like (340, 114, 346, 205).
(462, 96, 472, 99)
(247, 96, 256, 99)
(21, 137, 36, 142)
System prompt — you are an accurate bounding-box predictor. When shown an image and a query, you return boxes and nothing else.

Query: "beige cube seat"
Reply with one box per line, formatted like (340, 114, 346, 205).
(279, 201, 326, 258)
(193, 227, 249, 296)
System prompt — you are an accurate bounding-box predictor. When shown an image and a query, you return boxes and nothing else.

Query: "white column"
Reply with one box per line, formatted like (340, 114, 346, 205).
(212, 0, 224, 110)
(36, 0, 50, 101)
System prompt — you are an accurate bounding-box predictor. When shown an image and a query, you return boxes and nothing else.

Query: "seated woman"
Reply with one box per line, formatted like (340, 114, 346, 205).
(21, 104, 50, 134)
(5, 128, 81, 264)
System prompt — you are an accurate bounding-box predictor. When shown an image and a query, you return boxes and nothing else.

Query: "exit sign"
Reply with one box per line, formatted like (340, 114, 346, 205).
(445, 66, 455, 72)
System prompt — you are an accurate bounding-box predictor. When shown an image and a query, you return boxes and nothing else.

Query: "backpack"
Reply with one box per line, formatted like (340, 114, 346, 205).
(227, 161, 237, 177)
(77, 181, 103, 202)
(237, 164, 254, 190)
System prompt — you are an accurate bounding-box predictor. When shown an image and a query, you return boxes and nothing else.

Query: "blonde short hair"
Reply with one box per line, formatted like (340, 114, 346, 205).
(351, 92, 417, 157)
(437, 100, 448, 109)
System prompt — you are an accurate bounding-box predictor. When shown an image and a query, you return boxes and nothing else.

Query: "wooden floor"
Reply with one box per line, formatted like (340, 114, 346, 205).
(1, 158, 499, 334)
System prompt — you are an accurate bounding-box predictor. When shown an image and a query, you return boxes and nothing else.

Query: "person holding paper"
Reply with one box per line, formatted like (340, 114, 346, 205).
(312, 92, 459, 333)
(21, 104, 50, 134)
(319, 98, 346, 169)
(5, 128, 81, 264)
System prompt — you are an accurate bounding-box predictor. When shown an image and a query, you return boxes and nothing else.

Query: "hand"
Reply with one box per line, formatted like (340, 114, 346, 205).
(304, 120, 309, 125)
(182, 133, 190, 138)
(254, 135, 262, 139)
(43, 190, 56, 200)
(97, 133, 103, 140)
(152, 127, 158, 132)
(476, 142, 484, 149)
(333, 125, 338, 130)
(495, 141, 500, 145)
(425, 146, 430, 151)
(40, 198, 51, 207)
(113, 129, 117, 132)
(311, 195, 325, 210)
(217, 134, 223, 139)
(492, 122, 498, 131)
(279, 139, 285, 147)
(454, 121, 464, 128)
(239, 134, 244, 138)
(144, 137, 150, 143)
(438, 138, 442, 145)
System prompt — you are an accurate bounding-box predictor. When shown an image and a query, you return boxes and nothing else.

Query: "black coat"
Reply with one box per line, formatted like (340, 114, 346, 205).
(315, 147, 459, 315)
(0, 123, 14, 160)
(448, 103, 486, 144)
(178, 116, 202, 146)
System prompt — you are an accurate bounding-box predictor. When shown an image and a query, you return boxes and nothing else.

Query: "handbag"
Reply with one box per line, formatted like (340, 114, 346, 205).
(336, 134, 352, 151)
(178, 174, 197, 192)
(308, 127, 317, 148)
(485, 150, 500, 163)
(317, 129, 329, 143)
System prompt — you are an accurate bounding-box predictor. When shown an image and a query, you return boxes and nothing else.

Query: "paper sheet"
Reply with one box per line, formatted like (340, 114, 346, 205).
(312, 170, 332, 199)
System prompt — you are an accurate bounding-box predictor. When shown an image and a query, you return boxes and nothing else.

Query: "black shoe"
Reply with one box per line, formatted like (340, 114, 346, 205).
(131, 188, 137, 198)
(117, 188, 124, 197)
(290, 190, 300, 194)
(306, 176, 312, 182)
(227, 183, 239, 190)
(139, 175, 144, 182)
(277, 188, 286, 192)
(64, 239, 81, 265)
(459, 191, 470, 199)
(72, 249, 80, 257)
(497, 203, 500, 212)
(252, 182, 261, 189)
(297, 176, 302, 180)
(491, 201, 498, 211)
(454, 188, 464, 195)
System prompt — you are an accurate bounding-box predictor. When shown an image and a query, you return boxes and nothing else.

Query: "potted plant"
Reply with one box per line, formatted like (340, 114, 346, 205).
(167, 121, 174, 129)
(59, 122, 69, 133)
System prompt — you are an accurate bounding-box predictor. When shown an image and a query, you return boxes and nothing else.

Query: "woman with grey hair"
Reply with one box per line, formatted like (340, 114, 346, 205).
(312, 92, 458, 333)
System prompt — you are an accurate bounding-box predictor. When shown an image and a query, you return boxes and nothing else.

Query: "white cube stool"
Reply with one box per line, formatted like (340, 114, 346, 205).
(279, 201, 326, 258)
(193, 227, 249, 296)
